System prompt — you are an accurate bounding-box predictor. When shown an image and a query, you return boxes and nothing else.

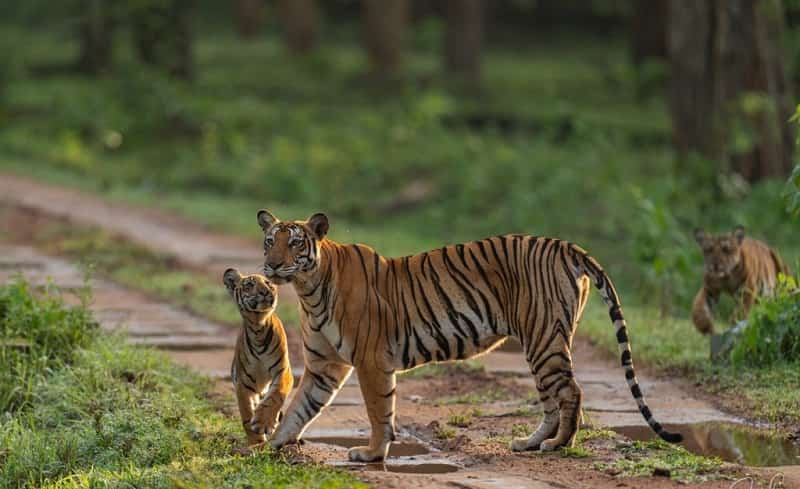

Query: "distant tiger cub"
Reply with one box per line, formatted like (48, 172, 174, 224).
(257, 210, 681, 463)
(224, 268, 293, 445)
(692, 226, 789, 335)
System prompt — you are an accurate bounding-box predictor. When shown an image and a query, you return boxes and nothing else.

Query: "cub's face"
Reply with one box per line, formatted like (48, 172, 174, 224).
(223, 269, 277, 321)
(694, 227, 745, 280)
(257, 210, 329, 285)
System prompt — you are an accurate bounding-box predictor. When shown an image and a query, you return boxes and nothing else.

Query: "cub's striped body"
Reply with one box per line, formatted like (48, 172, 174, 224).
(258, 211, 681, 462)
(224, 268, 293, 445)
(692, 226, 790, 335)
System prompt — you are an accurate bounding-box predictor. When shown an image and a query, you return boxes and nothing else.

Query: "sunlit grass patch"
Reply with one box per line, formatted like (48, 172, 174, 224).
(597, 439, 727, 483)
(0, 280, 362, 489)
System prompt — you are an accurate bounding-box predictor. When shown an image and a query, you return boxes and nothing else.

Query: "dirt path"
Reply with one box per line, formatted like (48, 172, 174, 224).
(1, 173, 795, 488)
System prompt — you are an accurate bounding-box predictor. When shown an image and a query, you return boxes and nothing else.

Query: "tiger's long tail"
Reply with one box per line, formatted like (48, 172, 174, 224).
(572, 245, 683, 444)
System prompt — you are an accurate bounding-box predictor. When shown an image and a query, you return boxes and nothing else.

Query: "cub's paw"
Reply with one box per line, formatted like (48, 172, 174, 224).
(245, 433, 267, 446)
(270, 435, 300, 450)
(250, 409, 279, 437)
(347, 446, 386, 463)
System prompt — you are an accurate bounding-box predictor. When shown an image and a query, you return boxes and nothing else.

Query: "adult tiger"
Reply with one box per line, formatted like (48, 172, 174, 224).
(692, 226, 790, 335)
(258, 210, 681, 462)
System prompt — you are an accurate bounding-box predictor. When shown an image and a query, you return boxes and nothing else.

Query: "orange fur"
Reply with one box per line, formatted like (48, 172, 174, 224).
(692, 227, 789, 335)
(224, 268, 293, 445)
(258, 211, 680, 462)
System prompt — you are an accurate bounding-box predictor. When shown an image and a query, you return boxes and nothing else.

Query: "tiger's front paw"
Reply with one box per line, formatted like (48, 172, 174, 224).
(250, 408, 279, 437)
(347, 445, 387, 463)
(245, 433, 267, 446)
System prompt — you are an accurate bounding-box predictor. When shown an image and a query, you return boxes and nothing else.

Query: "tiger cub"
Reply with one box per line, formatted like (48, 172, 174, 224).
(692, 226, 790, 335)
(224, 268, 293, 445)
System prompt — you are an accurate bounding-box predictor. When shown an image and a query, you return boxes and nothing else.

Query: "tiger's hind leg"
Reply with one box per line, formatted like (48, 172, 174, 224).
(539, 373, 582, 451)
(511, 387, 559, 451)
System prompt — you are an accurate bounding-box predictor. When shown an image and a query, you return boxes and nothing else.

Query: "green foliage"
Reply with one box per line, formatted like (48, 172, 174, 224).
(731, 275, 800, 367)
(628, 188, 700, 316)
(789, 164, 800, 216)
(0, 278, 97, 413)
(0, 280, 362, 489)
(599, 439, 725, 483)
(446, 412, 472, 428)
(560, 446, 592, 458)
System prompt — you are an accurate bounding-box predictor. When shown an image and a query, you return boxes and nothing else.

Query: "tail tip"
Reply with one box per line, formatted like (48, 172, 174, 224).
(660, 431, 683, 444)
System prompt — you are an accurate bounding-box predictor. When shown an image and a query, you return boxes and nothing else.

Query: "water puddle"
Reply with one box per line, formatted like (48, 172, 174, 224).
(365, 462, 459, 474)
(305, 436, 429, 457)
(612, 422, 800, 467)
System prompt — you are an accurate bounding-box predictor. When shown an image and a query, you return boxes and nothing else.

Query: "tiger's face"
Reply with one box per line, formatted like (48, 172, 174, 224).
(694, 226, 745, 280)
(258, 210, 329, 285)
(223, 268, 277, 322)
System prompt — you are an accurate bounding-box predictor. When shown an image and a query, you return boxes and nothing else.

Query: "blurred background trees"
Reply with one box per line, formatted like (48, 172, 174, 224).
(1, 0, 798, 315)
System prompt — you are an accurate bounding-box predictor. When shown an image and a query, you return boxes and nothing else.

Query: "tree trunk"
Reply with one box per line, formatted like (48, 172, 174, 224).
(132, 0, 193, 80)
(279, 0, 318, 54)
(235, 0, 263, 39)
(631, 0, 668, 65)
(76, 0, 115, 75)
(669, 0, 793, 182)
(444, 0, 484, 82)
(362, 0, 408, 79)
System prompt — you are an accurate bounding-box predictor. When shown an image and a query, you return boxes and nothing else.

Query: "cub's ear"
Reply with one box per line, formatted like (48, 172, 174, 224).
(693, 228, 706, 246)
(733, 225, 745, 245)
(257, 209, 279, 231)
(223, 268, 242, 293)
(306, 213, 329, 240)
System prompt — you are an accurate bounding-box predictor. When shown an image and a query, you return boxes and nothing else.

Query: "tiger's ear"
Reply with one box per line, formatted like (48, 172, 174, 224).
(306, 213, 329, 240)
(257, 209, 279, 231)
(693, 228, 707, 246)
(223, 268, 242, 294)
(733, 225, 745, 245)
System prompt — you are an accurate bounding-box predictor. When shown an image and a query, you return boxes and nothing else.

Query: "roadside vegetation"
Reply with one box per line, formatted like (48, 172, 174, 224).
(1, 16, 798, 434)
(0, 206, 299, 328)
(0, 279, 362, 489)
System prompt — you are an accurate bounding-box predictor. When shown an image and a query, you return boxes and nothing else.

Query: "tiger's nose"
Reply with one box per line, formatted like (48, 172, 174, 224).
(267, 260, 284, 270)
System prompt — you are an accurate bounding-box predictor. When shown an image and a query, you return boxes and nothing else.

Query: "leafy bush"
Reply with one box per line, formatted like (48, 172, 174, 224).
(731, 275, 800, 367)
(788, 164, 800, 217)
(628, 188, 700, 317)
(0, 278, 97, 413)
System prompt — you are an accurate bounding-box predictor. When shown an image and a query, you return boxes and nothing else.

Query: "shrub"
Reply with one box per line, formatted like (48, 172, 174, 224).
(0, 278, 97, 413)
(730, 275, 800, 367)
(628, 188, 700, 317)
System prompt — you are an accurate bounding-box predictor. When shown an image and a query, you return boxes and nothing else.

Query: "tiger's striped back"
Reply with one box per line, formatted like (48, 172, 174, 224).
(259, 211, 680, 461)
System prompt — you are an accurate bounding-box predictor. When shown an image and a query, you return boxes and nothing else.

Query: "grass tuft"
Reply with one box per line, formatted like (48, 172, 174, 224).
(0, 279, 362, 489)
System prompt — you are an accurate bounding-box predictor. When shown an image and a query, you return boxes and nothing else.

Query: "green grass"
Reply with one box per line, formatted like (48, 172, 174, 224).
(596, 440, 726, 483)
(0, 278, 96, 413)
(0, 279, 362, 489)
(446, 412, 472, 428)
(434, 425, 457, 440)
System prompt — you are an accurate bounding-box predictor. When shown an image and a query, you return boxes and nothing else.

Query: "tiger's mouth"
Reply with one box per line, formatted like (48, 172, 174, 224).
(263, 265, 296, 284)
